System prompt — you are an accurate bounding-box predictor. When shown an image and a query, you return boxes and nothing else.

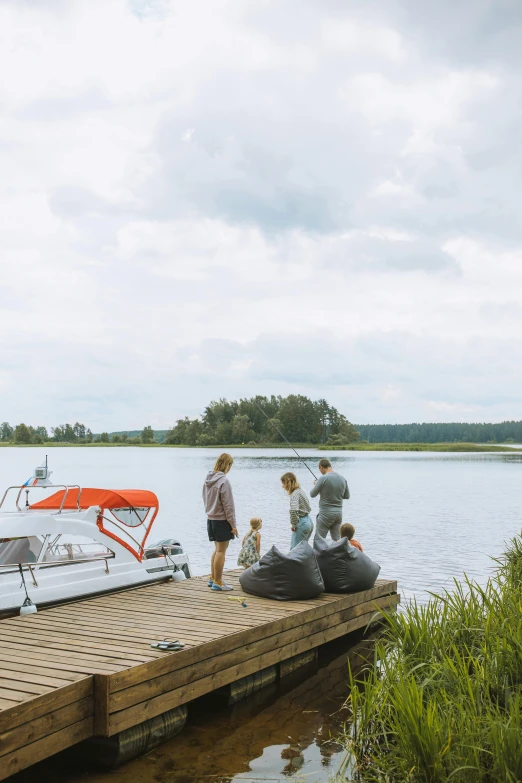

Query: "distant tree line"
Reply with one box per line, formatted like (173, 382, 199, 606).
(2, 414, 521, 447)
(165, 395, 360, 446)
(0, 422, 156, 445)
(357, 421, 522, 444)
(0, 422, 95, 444)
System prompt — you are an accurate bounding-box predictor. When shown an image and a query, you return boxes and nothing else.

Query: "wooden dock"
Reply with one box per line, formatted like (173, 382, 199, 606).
(0, 572, 398, 779)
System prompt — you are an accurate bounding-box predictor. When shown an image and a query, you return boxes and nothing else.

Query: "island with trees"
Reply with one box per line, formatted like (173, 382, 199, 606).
(0, 395, 521, 451)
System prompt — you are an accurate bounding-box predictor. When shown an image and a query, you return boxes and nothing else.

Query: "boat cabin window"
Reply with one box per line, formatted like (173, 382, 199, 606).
(111, 506, 151, 527)
(42, 535, 113, 563)
(0, 536, 43, 565)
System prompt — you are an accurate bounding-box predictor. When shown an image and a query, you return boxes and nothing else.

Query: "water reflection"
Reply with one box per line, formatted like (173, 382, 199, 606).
(9, 630, 376, 783)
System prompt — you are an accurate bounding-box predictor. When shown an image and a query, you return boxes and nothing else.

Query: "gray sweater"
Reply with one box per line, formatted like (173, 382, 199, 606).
(202, 471, 236, 525)
(310, 471, 350, 510)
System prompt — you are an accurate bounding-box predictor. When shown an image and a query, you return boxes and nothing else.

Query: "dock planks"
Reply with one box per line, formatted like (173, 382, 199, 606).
(0, 571, 398, 779)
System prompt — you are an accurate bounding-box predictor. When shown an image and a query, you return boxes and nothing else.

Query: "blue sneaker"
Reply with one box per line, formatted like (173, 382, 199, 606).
(207, 579, 214, 587)
(211, 581, 233, 591)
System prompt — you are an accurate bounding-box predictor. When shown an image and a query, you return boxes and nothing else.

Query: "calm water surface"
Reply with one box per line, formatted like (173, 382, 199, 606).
(3, 447, 521, 783)
(2, 446, 520, 603)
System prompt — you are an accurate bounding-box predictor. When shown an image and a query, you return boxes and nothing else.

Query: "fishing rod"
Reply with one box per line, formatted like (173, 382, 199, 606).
(252, 400, 318, 480)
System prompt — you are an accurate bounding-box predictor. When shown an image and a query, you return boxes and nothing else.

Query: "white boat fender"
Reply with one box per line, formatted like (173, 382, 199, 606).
(20, 596, 37, 616)
(18, 564, 38, 616)
(161, 546, 187, 581)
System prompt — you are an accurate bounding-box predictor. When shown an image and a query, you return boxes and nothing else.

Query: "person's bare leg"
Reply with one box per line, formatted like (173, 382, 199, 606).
(214, 541, 229, 584)
(211, 546, 217, 581)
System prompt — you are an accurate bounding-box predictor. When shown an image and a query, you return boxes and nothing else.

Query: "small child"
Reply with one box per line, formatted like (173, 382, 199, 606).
(237, 518, 262, 568)
(340, 522, 363, 552)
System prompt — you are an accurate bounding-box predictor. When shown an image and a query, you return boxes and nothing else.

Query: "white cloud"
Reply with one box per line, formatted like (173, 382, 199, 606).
(0, 0, 521, 429)
(320, 19, 406, 62)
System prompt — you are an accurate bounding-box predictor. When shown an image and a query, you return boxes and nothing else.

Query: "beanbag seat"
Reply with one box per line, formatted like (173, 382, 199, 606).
(313, 535, 380, 593)
(239, 541, 325, 601)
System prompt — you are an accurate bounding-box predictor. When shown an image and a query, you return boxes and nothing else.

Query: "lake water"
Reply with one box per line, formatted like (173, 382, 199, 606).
(2, 446, 521, 603)
(4, 446, 522, 783)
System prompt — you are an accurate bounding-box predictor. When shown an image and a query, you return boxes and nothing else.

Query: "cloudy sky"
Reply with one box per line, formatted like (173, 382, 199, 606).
(1, 0, 521, 430)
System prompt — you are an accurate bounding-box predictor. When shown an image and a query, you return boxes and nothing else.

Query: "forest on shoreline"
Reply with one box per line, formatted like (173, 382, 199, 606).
(1, 395, 521, 447)
(358, 420, 522, 444)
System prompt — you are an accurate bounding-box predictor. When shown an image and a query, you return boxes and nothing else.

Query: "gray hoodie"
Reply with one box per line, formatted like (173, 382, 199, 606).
(202, 471, 236, 525)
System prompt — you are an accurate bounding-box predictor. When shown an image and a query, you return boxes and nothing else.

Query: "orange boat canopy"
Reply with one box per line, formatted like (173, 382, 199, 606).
(30, 488, 159, 562)
(30, 488, 158, 511)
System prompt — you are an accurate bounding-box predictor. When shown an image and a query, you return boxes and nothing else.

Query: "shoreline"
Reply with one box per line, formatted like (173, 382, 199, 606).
(0, 442, 520, 452)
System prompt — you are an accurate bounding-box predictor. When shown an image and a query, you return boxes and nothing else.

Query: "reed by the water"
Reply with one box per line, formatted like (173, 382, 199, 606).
(341, 536, 522, 783)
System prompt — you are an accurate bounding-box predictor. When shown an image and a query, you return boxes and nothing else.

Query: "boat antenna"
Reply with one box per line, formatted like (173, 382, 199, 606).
(252, 399, 318, 480)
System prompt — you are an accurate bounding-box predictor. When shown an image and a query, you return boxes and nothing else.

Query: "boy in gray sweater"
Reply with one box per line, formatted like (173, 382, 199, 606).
(310, 458, 350, 541)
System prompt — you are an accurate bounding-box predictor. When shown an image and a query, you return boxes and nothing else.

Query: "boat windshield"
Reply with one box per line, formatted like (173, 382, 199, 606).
(0, 536, 43, 565)
(111, 507, 151, 527)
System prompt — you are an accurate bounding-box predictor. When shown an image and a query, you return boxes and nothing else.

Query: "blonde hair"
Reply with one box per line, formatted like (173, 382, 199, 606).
(214, 453, 233, 473)
(281, 472, 300, 494)
(250, 517, 262, 531)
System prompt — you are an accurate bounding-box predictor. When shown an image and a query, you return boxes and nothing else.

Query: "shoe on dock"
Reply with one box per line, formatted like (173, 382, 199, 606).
(207, 578, 214, 587)
(211, 581, 233, 591)
(151, 640, 185, 651)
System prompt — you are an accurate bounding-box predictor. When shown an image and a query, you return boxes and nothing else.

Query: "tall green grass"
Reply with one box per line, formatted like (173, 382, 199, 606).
(341, 536, 522, 782)
(322, 443, 522, 453)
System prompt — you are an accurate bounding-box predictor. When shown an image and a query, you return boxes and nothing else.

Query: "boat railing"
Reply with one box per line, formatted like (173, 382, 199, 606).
(0, 553, 117, 585)
(45, 541, 112, 559)
(0, 484, 83, 513)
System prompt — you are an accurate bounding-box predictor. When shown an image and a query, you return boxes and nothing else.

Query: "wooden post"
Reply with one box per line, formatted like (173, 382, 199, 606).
(93, 674, 110, 736)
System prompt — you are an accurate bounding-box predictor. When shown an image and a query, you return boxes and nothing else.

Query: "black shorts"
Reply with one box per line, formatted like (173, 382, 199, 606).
(207, 519, 234, 542)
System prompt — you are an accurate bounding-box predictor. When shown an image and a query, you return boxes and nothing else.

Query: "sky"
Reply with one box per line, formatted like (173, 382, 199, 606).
(1, 0, 521, 431)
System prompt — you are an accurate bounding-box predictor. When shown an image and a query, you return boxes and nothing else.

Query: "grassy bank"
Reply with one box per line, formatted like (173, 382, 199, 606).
(0, 441, 520, 451)
(322, 442, 522, 452)
(342, 537, 522, 782)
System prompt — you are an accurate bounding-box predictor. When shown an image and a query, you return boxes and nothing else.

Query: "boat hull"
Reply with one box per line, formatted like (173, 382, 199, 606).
(0, 553, 191, 616)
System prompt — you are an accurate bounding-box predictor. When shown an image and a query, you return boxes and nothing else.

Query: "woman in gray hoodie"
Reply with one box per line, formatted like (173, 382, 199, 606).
(202, 452, 238, 591)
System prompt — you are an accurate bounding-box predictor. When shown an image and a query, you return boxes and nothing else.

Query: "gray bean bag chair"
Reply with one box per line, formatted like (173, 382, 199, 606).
(239, 541, 325, 601)
(313, 535, 380, 593)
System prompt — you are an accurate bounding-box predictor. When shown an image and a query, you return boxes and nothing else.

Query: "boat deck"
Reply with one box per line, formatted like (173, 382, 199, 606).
(0, 571, 399, 779)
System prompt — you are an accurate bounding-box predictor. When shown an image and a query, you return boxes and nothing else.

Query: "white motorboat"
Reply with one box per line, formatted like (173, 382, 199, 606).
(0, 461, 191, 616)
